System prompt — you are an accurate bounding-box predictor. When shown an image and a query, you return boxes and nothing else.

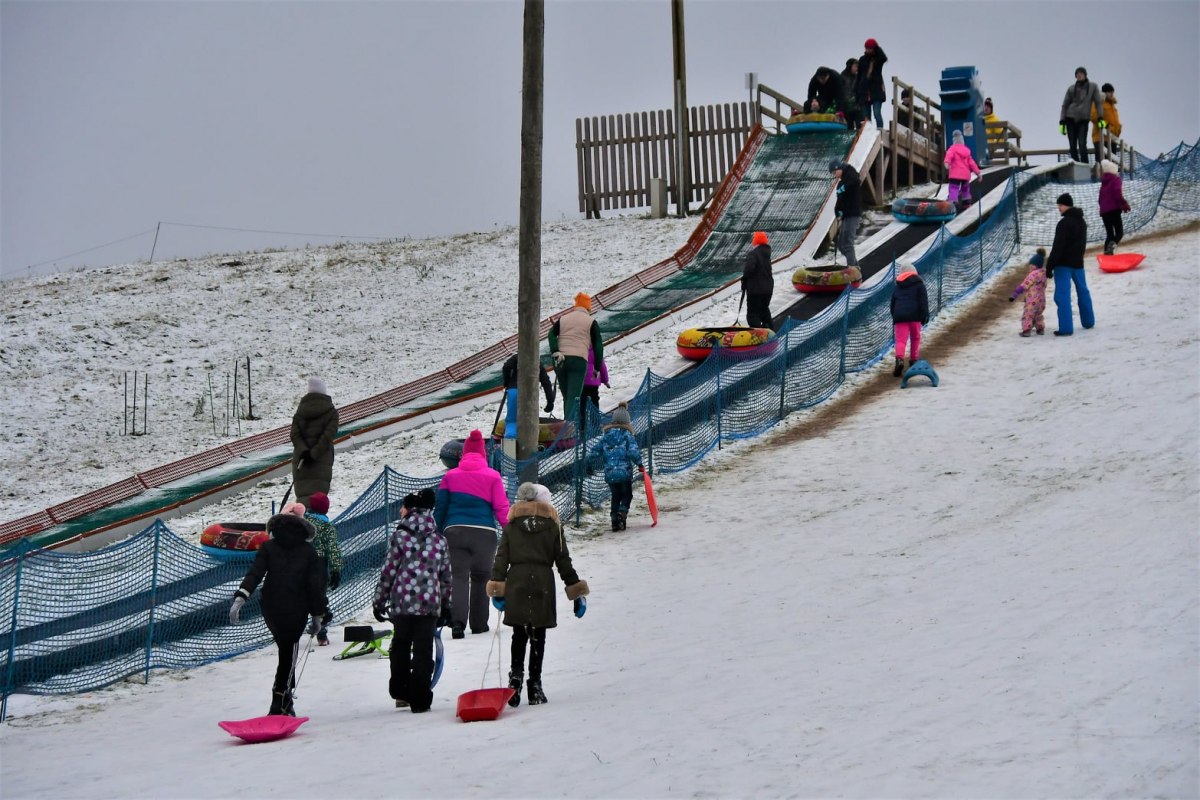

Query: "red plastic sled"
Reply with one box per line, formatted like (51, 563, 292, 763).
(456, 688, 515, 722)
(641, 467, 658, 527)
(1097, 253, 1145, 273)
(218, 715, 309, 743)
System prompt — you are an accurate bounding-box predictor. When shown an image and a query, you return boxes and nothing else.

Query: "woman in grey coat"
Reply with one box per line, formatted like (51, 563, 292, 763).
(290, 377, 339, 508)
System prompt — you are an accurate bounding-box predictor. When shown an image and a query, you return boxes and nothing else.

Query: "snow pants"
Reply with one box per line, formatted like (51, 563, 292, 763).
(746, 292, 774, 330)
(1102, 210, 1124, 249)
(389, 614, 437, 712)
(1053, 268, 1095, 334)
(894, 321, 922, 361)
(947, 179, 973, 208)
(556, 356, 588, 422)
(1021, 298, 1046, 334)
(836, 215, 860, 266)
(266, 616, 306, 695)
(579, 384, 600, 431)
(609, 479, 633, 523)
(510, 625, 547, 682)
(445, 525, 498, 634)
(504, 387, 519, 438)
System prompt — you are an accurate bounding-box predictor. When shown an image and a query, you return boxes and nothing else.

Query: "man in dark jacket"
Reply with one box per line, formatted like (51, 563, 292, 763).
(741, 231, 774, 330)
(805, 66, 849, 124)
(1060, 67, 1104, 164)
(829, 160, 862, 266)
(290, 377, 339, 508)
(856, 38, 888, 128)
(230, 511, 328, 716)
(1046, 193, 1094, 335)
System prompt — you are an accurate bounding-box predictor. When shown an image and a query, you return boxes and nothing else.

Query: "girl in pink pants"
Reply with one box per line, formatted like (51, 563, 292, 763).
(890, 270, 930, 376)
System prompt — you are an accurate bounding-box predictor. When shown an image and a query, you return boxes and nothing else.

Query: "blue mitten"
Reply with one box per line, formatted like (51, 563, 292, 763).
(492, 597, 506, 612)
(574, 597, 587, 619)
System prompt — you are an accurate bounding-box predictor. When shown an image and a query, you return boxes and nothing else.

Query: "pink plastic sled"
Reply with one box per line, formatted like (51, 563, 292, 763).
(218, 715, 309, 743)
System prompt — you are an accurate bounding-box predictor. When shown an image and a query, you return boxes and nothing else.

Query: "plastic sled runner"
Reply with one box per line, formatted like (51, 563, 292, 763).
(336, 626, 445, 687)
(456, 688, 515, 722)
(1097, 253, 1145, 273)
(218, 715, 309, 743)
(641, 467, 658, 527)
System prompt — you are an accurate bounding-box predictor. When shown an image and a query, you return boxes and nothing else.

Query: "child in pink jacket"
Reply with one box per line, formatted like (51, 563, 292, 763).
(944, 130, 982, 209)
(1009, 249, 1047, 337)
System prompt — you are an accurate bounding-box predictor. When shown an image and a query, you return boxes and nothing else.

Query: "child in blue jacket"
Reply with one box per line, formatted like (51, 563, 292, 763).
(589, 402, 644, 531)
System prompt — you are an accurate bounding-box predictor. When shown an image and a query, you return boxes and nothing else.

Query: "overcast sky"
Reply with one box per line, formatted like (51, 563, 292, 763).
(3, 0, 1197, 278)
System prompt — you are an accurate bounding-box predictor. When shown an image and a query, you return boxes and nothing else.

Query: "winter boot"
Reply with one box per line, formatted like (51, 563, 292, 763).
(893, 357, 904, 377)
(451, 623, 465, 640)
(507, 669, 523, 708)
(1019, 330, 1031, 337)
(618, 510, 628, 531)
(268, 691, 285, 716)
(395, 698, 410, 709)
(610, 516, 620, 532)
(527, 679, 548, 705)
(1104, 241, 1115, 256)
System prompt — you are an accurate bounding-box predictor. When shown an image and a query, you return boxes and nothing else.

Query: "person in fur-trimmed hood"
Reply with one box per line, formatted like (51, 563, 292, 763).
(487, 483, 588, 708)
(372, 488, 451, 713)
(588, 401, 644, 531)
(291, 377, 339, 508)
(229, 511, 328, 717)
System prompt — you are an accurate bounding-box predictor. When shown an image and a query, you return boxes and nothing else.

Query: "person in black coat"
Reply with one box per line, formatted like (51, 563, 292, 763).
(856, 38, 888, 128)
(805, 66, 850, 124)
(890, 271, 930, 375)
(290, 377, 339, 508)
(502, 353, 555, 412)
(230, 511, 329, 716)
(1045, 193, 1094, 335)
(829, 160, 863, 267)
(741, 231, 774, 330)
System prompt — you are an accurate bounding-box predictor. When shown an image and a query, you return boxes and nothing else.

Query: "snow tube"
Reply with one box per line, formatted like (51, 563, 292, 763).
(201, 522, 268, 560)
(439, 439, 465, 470)
(1097, 253, 1145, 273)
(490, 417, 575, 450)
(891, 198, 956, 224)
(675, 327, 777, 361)
(791, 265, 863, 293)
(785, 112, 846, 133)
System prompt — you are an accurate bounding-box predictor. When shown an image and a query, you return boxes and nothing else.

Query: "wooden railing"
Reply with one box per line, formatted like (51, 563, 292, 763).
(986, 120, 1025, 166)
(887, 77, 945, 191)
(575, 102, 753, 218)
(754, 82, 808, 132)
(1022, 128, 1135, 174)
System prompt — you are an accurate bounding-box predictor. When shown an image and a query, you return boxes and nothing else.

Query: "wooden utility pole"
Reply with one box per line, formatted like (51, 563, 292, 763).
(515, 0, 545, 481)
(671, 0, 690, 217)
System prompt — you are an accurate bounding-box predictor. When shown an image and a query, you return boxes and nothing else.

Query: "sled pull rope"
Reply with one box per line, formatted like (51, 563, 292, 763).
(481, 605, 504, 690)
(291, 633, 316, 699)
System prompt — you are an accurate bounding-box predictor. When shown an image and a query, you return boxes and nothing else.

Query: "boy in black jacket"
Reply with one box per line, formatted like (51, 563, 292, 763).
(230, 511, 329, 716)
(890, 270, 930, 376)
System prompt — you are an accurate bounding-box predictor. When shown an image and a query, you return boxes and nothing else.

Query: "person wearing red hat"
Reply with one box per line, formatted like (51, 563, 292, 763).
(434, 430, 510, 638)
(741, 231, 775, 330)
(548, 293, 604, 422)
(856, 38, 888, 128)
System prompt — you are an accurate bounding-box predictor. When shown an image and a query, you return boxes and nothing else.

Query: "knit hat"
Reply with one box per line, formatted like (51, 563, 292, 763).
(515, 482, 540, 502)
(307, 492, 329, 515)
(1056, 193, 1074, 207)
(534, 484, 553, 505)
(402, 488, 436, 511)
(1100, 159, 1118, 175)
(984, 97, 993, 108)
(307, 376, 328, 395)
(827, 158, 843, 173)
(610, 401, 632, 427)
(952, 130, 964, 145)
(283, 502, 306, 517)
(1029, 252, 1045, 269)
(752, 231, 768, 246)
(1075, 66, 1087, 78)
(463, 429, 486, 456)
(575, 292, 592, 311)
(864, 38, 877, 50)
(1102, 82, 1114, 93)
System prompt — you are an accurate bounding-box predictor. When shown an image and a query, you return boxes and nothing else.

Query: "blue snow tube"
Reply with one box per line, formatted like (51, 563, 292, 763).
(786, 112, 846, 133)
(892, 198, 956, 224)
(200, 545, 256, 562)
(431, 626, 445, 688)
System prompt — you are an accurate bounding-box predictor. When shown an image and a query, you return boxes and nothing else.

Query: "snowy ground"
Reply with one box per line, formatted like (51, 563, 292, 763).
(2, 224, 1195, 798)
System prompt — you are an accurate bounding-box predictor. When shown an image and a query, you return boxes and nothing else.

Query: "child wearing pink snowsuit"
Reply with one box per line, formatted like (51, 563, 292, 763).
(1009, 249, 1047, 337)
(944, 130, 982, 207)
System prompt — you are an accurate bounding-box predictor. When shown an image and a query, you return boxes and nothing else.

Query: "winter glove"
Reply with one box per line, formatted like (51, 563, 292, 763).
(1097, 120, 1107, 129)
(544, 398, 554, 413)
(1008, 296, 1015, 302)
(492, 597, 506, 612)
(328, 571, 341, 591)
(322, 610, 334, 627)
(373, 605, 388, 622)
(229, 596, 245, 625)
(306, 615, 322, 636)
(604, 382, 611, 388)
(437, 608, 453, 628)
(1122, 201, 1131, 213)
(1059, 123, 1067, 135)
(574, 597, 587, 619)
(299, 449, 311, 462)
(552, 351, 565, 367)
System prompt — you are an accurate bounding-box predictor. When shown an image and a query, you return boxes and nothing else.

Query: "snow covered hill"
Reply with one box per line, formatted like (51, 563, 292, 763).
(1, 224, 1195, 798)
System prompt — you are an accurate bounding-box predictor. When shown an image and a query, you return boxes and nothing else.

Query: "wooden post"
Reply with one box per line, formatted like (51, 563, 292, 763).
(516, 0, 544, 484)
(671, 0, 690, 216)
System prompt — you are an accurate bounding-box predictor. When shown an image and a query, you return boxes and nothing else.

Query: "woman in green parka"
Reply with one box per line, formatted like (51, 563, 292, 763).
(290, 377, 339, 508)
(487, 483, 589, 708)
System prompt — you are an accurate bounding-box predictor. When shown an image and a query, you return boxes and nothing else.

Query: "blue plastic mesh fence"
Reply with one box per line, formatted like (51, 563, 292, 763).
(3, 140, 1197, 706)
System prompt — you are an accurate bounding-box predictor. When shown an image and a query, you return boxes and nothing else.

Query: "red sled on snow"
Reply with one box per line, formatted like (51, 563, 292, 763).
(641, 467, 658, 527)
(1097, 253, 1145, 273)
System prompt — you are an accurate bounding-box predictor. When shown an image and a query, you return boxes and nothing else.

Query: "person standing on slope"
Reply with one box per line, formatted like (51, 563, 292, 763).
(290, 376, 338, 509)
(1009, 249, 1048, 337)
(1060, 67, 1104, 165)
(944, 130, 983, 211)
(829, 160, 862, 267)
(1098, 159, 1131, 256)
(434, 429, 510, 639)
(890, 270, 929, 376)
(1046, 193, 1094, 336)
(548, 293, 604, 421)
(588, 401, 644, 531)
(741, 231, 775, 330)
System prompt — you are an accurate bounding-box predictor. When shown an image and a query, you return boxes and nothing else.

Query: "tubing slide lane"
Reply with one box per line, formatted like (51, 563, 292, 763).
(4, 124, 871, 554)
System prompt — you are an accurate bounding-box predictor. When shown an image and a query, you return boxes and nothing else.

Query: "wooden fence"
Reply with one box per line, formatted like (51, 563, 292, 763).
(576, 101, 753, 217)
